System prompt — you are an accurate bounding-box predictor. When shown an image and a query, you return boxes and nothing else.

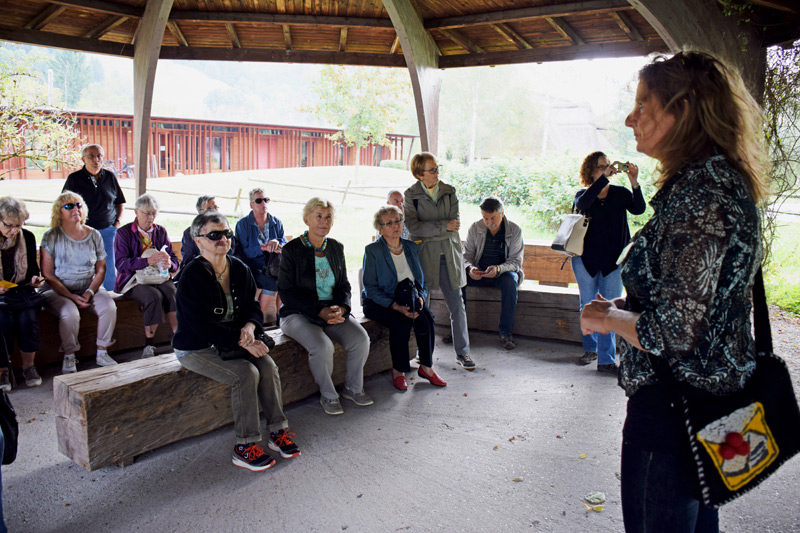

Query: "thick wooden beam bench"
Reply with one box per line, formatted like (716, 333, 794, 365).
(53, 317, 410, 471)
(430, 240, 581, 343)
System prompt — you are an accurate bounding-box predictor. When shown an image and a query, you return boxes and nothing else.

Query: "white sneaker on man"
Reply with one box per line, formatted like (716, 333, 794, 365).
(141, 345, 156, 358)
(62, 355, 77, 374)
(96, 353, 118, 366)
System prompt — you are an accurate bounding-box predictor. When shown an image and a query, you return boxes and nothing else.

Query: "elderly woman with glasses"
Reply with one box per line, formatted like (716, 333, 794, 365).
(40, 191, 118, 374)
(404, 152, 474, 370)
(362, 205, 444, 391)
(278, 197, 371, 416)
(173, 211, 300, 472)
(0, 197, 46, 390)
(114, 193, 179, 358)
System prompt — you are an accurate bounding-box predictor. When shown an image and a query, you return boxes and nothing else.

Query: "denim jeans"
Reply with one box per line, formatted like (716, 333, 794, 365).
(571, 256, 623, 365)
(622, 438, 719, 532)
(98, 225, 117, 292)
(465, 271, 519, 337)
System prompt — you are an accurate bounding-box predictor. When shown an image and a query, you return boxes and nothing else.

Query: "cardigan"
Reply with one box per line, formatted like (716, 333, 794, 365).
(574, 178, 646, 277)
(277, 236, 351, 321)
(361, 237, 428, 308)
(172, 256, 263, 352)
(0, 229, 39, 285)
(463, 217, 525, 282)
(113, 221, 179, 293)
(619, 152, 762, 397)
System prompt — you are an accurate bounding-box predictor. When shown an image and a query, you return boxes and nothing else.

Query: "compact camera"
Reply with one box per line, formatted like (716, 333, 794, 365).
(612, 161, 630, 172)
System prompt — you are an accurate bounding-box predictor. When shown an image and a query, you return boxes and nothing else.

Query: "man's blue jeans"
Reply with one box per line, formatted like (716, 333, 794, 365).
(98, 225, 117, 292)
(571, 256, 622, 365)
(465, 271, 519, 337)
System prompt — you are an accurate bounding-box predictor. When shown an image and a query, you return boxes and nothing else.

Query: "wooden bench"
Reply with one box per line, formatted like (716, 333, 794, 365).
(429, 240, 581, 343)
(9, 240, 186, 369)
(54, 317, 411, 471)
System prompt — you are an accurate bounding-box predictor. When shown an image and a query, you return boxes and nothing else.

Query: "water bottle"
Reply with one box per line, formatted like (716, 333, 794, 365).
(159, 245, 169, 277)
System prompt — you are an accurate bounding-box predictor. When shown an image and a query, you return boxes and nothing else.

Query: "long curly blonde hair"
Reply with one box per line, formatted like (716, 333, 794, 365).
(50, 191, 87, 228)
(638, 50, 768, 201)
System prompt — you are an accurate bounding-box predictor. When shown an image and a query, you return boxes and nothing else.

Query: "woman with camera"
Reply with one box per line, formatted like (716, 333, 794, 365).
(572, 152, 646, 374)
(0, 197, 46, 390)
(173, 211, 300, 472)
(362, 205, 444, 391)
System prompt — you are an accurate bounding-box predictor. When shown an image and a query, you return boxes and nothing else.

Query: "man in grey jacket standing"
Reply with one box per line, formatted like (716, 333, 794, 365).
(463, 196, 524, 350)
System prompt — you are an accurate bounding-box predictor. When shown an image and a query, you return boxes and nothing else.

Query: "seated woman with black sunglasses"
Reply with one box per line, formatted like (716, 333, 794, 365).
(173, 211, 300, 472)
(40, 191, 118, 374)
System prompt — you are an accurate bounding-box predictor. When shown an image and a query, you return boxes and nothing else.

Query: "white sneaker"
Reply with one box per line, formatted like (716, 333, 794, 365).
(62, 355, 77, 374)
(141, 345, 156, 358)
(96, 352, 118, 366)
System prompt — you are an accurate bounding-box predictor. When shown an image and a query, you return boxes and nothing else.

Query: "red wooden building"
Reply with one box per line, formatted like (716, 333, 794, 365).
(3, 110, 417, 180)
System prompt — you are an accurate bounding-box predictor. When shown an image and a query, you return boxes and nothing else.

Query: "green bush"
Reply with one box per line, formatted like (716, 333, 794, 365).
(379, 160, 406, 170)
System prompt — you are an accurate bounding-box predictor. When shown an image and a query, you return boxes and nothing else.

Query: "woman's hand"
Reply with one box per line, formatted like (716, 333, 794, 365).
(72, 293, 91, 309)
(580, 294, 616, 335)
(319, 305, 345, 325)
(446, 219, 460, 232)
(239, 323, 257, 346)
(242, 339, 270, 358)
(148, 250, 171, 268)
(625, 162, 639, 187)
(30, 275, 45, 288)
(261, 239, 282, 253)
(392, 302, 419, 319)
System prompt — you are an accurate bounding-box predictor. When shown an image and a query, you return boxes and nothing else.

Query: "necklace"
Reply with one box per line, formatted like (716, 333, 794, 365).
(386, 242, 403, 254)
(302, 231, 328, 253)
(214, 260, 229, 282)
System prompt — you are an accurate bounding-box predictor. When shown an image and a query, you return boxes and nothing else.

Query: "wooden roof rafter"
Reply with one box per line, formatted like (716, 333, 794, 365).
(166, 21, 188, 47)
(545, 16, 586, 46)
(83, 15, 128, 39)
(24, 5, 67, 31)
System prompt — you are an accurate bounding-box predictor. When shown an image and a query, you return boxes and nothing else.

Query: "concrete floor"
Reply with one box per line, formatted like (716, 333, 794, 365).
(3, 330, 799, 533)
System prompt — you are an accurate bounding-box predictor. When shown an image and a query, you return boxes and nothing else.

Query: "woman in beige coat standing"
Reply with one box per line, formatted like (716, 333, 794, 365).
(403, 152, 474, 370)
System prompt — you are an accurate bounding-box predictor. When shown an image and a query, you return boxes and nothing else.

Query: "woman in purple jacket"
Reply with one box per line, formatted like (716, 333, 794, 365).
(114, 193, 179, 358)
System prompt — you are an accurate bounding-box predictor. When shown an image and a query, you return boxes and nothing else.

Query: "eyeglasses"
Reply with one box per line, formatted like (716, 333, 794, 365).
(198, 230, 233, 241)
(62, 203, 82, 210)
(0, 220, 22, 230)
(139, 211, 157, 218)
(596, 164, 610, 170)
(84, 154, 104, 160)
(253, 198, 270, 204)
(423, 167, 441, 174)
(380, 219, 403, 227)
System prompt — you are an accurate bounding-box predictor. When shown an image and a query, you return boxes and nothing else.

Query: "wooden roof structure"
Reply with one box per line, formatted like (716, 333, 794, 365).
(1, 0, 798, 195)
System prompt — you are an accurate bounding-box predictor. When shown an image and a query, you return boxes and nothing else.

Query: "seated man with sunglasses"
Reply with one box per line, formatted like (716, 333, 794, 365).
(235, 188, 285, 326)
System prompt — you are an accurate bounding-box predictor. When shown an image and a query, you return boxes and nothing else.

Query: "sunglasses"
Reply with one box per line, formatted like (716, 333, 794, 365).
(62, 203, 82, 210)
(198, 230, 233, 241)
(253, 198, 270, 204)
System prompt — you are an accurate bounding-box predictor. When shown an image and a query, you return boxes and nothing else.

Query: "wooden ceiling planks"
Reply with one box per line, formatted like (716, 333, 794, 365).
(0, 0, 677, 67)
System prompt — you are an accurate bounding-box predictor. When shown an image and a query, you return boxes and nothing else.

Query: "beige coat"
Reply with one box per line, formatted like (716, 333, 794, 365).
(403, 180, 466, 291)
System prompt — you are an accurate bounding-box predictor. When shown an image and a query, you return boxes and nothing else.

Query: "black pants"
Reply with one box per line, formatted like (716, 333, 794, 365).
(0, 305, 40, 367)
(362, 298, 434, 373)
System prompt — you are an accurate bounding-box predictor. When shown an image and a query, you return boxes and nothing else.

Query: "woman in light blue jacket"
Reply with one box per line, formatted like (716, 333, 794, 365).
(362, 205, 445, 391)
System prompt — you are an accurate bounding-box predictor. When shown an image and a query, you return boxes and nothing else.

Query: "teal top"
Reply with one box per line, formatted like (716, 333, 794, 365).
(315, 255, 335, 300)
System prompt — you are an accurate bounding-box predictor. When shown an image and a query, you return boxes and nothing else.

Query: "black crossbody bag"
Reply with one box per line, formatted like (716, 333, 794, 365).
(650, 268, 800, 508)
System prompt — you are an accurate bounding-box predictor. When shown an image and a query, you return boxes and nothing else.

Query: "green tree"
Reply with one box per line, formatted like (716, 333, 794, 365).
(304, 65, 411, 178)
(47, 50, 91, 108)
(0, 57, 82, 178)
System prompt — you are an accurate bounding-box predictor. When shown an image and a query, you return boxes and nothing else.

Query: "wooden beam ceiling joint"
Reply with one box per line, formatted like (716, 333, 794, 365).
(545, 16, 586, 45)
(609, 10, 643, 41)
(166, 20, 189, 46)
(83, 15, 129, 39)
(492, 23, 532, 49)
(24, 5, 67, 31)
(225, 23, 241, 48)
(439, 28, 484, 53)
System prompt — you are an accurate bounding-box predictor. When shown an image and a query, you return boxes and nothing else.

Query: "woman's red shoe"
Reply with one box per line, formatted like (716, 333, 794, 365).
(393, 374, 408, 391)
(418, 367, 447, 387)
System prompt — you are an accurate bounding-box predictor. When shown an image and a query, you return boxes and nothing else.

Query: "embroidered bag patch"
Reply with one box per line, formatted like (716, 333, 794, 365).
(696, 402, 779, 491)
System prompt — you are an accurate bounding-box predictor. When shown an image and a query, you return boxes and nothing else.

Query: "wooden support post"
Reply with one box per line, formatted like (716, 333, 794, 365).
(133, 0, 174, 197)
(383, 0, 441, 155)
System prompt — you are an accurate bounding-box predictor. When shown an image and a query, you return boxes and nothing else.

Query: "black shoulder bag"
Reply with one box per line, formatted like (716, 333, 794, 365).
(651, 268, 800, 508)
(0, 390, 19, 464)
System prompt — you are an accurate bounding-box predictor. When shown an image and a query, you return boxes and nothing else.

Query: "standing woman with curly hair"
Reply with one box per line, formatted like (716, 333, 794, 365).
(581, 51, 769, 531)
(572, 151, 646, 373)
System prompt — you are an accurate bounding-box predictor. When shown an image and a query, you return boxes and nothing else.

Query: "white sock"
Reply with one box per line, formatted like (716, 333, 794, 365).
(97, 349, 108, 357)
